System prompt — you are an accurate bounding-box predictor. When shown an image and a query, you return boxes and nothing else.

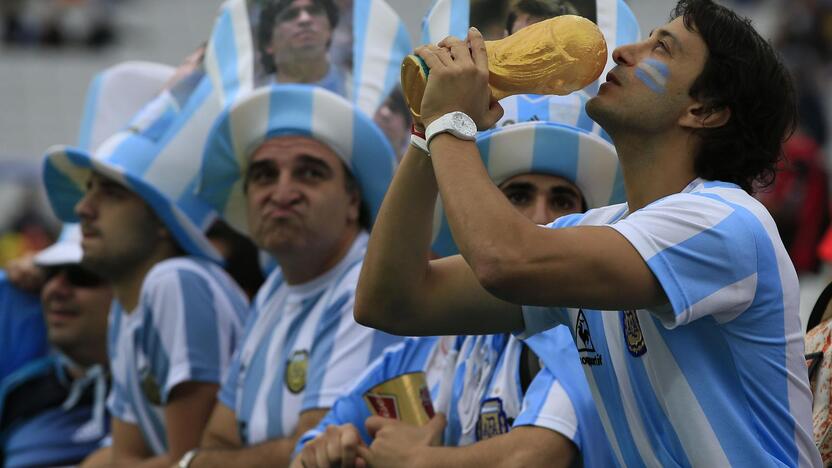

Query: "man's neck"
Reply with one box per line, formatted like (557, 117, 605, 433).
(610, 129, 698, 212)
(276, 56, 330, 84)
(112, 247, 178, 312)
(277, 226, 360, 286)
(63, 349, 108, 380)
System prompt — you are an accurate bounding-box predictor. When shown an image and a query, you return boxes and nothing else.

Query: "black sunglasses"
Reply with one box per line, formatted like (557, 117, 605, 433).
(45, 265, 106, 288)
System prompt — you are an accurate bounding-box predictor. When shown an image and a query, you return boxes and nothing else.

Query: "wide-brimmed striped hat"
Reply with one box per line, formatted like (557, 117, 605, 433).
(431, 121, 624, 256)
(197, 84, 396, 234)
(43, 128, 222, 263)
(42, 60, 223, 263)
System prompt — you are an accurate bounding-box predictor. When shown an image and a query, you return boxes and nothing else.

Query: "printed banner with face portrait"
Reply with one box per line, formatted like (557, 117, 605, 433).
(200, 0, 412, 155)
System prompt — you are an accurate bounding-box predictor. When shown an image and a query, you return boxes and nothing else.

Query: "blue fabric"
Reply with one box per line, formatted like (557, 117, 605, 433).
(0, 271, 48, 383)
(0, 355, 110, 467)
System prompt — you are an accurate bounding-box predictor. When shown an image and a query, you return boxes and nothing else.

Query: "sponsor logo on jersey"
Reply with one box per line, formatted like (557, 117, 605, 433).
(285, 349, 309, 394)
(576, 309, 603, 366)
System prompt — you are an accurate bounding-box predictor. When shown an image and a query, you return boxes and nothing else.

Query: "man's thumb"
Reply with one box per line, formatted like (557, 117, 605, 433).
(426, 413, 447, 445)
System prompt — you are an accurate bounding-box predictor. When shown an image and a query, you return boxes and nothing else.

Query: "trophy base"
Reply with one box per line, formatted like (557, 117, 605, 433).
(401, 55, 429, 120)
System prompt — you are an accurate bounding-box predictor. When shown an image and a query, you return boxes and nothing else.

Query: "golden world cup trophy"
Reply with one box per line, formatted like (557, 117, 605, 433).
(363, 372, 436, 426)
(401, 15, 608, 119)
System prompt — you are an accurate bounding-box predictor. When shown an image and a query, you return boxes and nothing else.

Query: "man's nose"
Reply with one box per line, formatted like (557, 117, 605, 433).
(297, 7, 313, 23)
(530, 197, 555, 225)
(270, 173, 302, 205)
(44, 271, 73, 300)
(75, 192, 96, 221)
(612, 42, 641, 67)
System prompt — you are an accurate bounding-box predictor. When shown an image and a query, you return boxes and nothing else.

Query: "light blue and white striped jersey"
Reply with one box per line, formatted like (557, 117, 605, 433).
(296, 328, 614, 467)
(107, 257, 249, 454)
(520, 178, 820, 467)
(218, 232, 402, 445)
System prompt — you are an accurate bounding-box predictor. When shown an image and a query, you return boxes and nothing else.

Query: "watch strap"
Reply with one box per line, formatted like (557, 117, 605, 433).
(178, 449, 199, 468)
(425, 112, 476, 149)
(410, 124, 429, 154)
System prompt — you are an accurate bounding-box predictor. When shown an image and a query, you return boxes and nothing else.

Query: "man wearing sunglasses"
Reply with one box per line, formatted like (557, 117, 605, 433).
(0, 225, 112, 467)
(257, 0, 346, 96)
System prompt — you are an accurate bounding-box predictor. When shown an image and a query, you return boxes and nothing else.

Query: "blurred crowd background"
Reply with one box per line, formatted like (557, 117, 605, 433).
(1, 0, 831, 325)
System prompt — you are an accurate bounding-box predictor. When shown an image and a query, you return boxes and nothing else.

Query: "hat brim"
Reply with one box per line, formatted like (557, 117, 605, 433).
(43, 144, 222, 264)
(431, 121, 624, 257)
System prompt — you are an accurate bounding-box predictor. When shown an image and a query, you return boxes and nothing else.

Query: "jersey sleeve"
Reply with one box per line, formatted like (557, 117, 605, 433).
(512, 367, 579, 444)
(141, 266, 228, 403)
(609, 193, 759, 328)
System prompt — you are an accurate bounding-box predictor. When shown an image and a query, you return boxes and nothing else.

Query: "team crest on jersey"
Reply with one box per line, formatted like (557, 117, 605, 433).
(476, 398, 511, 441)
(139, 367, 162, 406)
(285, 350, 309, 394)
(622, 310, 647, 357)
(576, 310, 603, 366)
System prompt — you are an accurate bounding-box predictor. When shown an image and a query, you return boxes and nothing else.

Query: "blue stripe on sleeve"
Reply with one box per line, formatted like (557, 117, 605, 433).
(178, 269, 222, 386)
(645, 207, 757, 318)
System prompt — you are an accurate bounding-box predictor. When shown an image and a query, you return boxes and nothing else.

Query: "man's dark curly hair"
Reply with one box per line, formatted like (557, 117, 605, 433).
(671, 0, 797, 193)
(258, 0, 339, 75)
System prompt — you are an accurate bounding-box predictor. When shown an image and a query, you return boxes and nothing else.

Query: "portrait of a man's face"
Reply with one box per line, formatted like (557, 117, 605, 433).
(249, 0, 349, 95)
(260, 0, 335, 73)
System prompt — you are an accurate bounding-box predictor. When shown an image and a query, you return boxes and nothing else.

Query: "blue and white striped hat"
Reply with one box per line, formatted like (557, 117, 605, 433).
(431, 121, 624, 256)
(43, 64, 224, 263)
(77, 61, 176, 152)
(197, 84, 397, 234)
(496, 91, 611, 142)
(43, 127, 222, 263)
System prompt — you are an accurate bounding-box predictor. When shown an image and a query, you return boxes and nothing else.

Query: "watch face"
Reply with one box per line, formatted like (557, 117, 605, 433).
(451, 112, 477, 137)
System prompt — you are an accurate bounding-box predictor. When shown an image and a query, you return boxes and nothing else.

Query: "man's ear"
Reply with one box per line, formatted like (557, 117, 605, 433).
(679, 102, 731, 130)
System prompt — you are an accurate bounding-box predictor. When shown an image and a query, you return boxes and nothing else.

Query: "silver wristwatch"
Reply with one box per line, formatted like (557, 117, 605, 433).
(425, 111, 477, 151)
(177, 448, 199, 468)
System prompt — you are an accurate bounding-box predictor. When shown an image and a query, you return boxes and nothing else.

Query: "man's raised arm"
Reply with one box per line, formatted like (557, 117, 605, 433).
(355, 126, 522, 336)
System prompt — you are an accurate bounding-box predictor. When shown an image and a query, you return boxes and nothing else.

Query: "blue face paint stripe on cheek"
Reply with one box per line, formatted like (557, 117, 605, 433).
(636, 59, 669, 94)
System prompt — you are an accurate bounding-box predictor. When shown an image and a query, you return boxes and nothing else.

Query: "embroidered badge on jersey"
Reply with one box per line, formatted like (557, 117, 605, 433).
(576, 309, 603, 366)
(285, 350, 309, 394)
(622, 310, 647, 357)
(476, 398, 511, 441)
(139, 367, 162, 406)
